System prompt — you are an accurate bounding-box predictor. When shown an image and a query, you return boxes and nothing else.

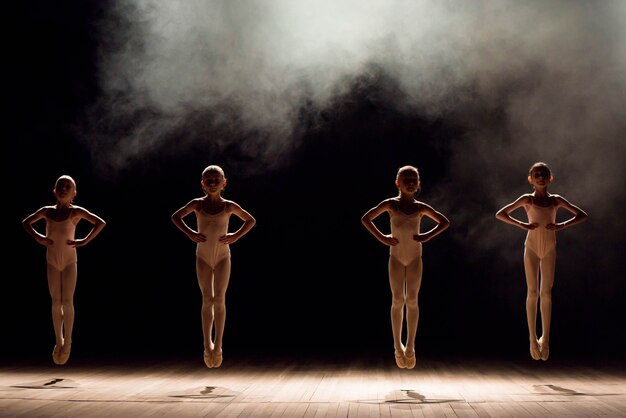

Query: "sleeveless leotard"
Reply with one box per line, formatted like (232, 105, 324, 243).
(390, 206, 423, 266)
(46, 218, 77, 271)
(525, 197, 557, 259)
(196, 208, 231, 268)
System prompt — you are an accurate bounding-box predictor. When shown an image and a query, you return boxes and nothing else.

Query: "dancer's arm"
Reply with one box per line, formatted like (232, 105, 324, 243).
(219, 201, 256, 244)
(495, 195, 536, 231)
(171, 199, 206, 243)
(70, 206, 106, 247)
(361, 199, 399, 246)
(414, 203, 450, 243)
(22, 207, 53, 246)
(548, 195, 588, 231)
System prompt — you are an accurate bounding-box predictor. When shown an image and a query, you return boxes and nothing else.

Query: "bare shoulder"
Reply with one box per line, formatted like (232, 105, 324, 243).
(551, 194, 574, 207)
(41, 205, 55, 215)
(70, 205, 99, 219)
(176, 197, 203, 214)
(416, 200, 434, 210)
(517, 194, 533, 205)
(416, 200, 442, 215)
(224, 200, 255, 220)
(34, 206, 54, 219)
(188, 197, 205, 209)
(223, 199, 242, 212)
(377, 198, 398, 213)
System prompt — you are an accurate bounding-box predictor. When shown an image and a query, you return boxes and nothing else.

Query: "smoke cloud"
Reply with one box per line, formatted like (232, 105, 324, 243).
(84, 0, 624, 178)
(82, 1, 625, 270)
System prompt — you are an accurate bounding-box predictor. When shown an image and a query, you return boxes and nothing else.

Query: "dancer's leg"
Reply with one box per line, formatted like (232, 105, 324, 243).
(196, 258, 216, 358)
(46, 264, 63, 363)
(539, 250, 556, 360)
(403, 256, 422, 368)
(389, 256, 407, 367)
(523, 247, 541, 360)
(58, 263, 77, 363)
(211, 257, 231, 366)
(406, 257, 423, 353)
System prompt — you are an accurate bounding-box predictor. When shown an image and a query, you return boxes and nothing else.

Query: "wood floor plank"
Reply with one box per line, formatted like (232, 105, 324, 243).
(0, 358, 624, 417)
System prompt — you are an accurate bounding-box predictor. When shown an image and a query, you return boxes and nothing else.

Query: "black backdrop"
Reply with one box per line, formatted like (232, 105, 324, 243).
(6, 1, 625, 365)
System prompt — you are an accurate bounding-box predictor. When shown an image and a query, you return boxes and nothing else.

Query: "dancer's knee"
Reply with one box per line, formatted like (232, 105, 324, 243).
(405, 296, 418, 310)
(391, 295, 405, 309)
(61, 300, 74, 312)
(540, 289, 552, 301)
(526, 288, 539, 302)
(213, 294, 226, 309)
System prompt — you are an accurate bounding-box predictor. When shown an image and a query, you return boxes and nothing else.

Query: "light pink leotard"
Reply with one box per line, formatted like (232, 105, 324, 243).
(46, 218, 77, 271)
(196, 208, 231, 268)
(390, 205, 423, 266)
(525, 196, 557, 258)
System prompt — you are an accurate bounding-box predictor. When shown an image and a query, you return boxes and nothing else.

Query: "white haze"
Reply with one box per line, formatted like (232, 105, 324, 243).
(86, 0, 626, 268)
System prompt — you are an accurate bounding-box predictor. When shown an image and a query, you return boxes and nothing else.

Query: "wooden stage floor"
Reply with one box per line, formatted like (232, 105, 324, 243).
(1, 355, 624, 417)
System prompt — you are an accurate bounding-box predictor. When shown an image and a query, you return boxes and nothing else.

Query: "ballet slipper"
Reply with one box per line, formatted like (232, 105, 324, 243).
(538, 337, 549, 361)
(395, 347, 406, 369)
(213, 349, 223, 368)
(529, 339, 541, 360)
(52, 345, 62, 365)
(404, 350, 416, 369)
(204, 349, 214, 368)
(57, 343, 71, 365)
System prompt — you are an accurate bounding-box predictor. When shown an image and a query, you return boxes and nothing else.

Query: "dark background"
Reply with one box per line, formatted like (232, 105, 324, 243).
(6, 1, 625, 365)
